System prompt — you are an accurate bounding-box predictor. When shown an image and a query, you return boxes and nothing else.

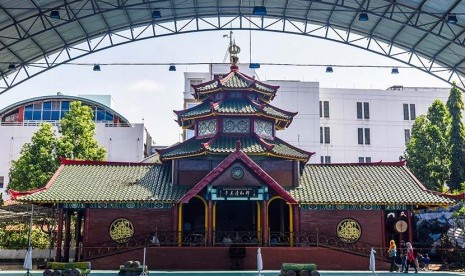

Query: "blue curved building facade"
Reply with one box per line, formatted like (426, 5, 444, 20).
(0, 94, 154, 196)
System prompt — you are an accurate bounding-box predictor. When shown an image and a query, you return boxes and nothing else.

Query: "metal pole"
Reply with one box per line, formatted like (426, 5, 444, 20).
(24, 204, 33, 276)
(139, 247, 148, 276)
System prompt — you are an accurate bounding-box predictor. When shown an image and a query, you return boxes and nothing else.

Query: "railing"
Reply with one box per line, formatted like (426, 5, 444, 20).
(214, 231, 260, 246)
(0, 121, 60, 126)
(83, 230, 383, 260)
(84, 231, 205, 259)
(270, 231, 386, 260)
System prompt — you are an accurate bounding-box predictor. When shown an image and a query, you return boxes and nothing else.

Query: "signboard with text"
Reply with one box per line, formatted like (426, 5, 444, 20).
(209, 186, 267, 200)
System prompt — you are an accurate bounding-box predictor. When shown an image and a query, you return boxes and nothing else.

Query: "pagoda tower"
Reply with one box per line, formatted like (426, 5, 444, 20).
(158, 41, 312, 167)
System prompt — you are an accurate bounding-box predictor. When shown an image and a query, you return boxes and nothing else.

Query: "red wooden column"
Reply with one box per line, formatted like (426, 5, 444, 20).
(407, 210, 413, 242)
(207, 200, 213, 246)
(293, 205, 300, 233)
(262, 200, 268, 246)
(83, 208, 90, 258)
(172, 204, 178, 232)
(381, 210, 386, 257)
(63, 210, 72, 262)
(74, 211, 83, 261)
(55, 208, 63, 261)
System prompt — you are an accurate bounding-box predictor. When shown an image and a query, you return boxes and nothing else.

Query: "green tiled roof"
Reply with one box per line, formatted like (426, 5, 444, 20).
(178, 101, 211, 118)
(290, 164, 454, 206)
(195, 81, 218, 92)
(19, 162, 452, 207)
(207, 136, 267, 154)
(193, 70, 277, 101)
(177, 99, 294, 124)
(158, 135, 311, 161)
(158, 138, 210, 159)
(20, 164, 188, 203)
(223, 73, 250, 88)
(216, 99, 258, 113)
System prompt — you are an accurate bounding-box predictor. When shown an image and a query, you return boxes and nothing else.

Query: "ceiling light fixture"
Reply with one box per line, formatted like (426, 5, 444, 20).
(448, 14, 458, 24)
(249, 63, 261, 69)
(252, 6, 267, 16)
(358, 12, 369, 22)
(152, 10, 161, 19)
(50, 10, 60, 20)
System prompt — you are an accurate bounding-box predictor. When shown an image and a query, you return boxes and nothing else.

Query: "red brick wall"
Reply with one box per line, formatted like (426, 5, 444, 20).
(300, 209, 384, 247)
(85, 209, 172, 246)
(89, 246, 390, 270)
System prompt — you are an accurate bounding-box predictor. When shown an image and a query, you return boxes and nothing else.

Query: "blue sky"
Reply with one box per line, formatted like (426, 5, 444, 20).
(0, 31, 450, 145)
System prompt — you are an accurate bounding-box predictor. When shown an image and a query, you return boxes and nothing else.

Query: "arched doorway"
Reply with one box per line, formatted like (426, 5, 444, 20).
(182, 196, 206, 246)
(268, 197, 290, 246)
(214, 201, 259, 246)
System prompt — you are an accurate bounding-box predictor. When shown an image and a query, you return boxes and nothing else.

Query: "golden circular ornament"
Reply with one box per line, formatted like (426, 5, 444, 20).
(337, 218, 362, 243)
(395, 220, 408, 233)
(109, 218, 134, 243)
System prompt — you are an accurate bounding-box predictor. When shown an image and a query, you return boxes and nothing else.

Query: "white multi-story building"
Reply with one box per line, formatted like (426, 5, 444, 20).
(0, 94, 154, 196)
(183, 64, 452, 164)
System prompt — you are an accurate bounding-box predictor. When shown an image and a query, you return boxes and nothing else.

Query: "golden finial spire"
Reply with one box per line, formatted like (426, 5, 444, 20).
(225, 31, 240, 69)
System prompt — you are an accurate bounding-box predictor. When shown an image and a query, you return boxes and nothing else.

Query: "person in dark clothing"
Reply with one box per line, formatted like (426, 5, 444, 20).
(400, 240, 407, 272)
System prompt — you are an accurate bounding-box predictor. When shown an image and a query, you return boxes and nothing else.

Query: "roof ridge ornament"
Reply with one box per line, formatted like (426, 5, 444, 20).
(226, 31, 240, 71)
(236, 140, 242, 151)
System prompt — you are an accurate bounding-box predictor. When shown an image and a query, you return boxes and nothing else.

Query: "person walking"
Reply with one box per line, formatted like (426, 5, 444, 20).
(400, 240, 407, 272)
(404, 242, 418, 273)
(388, 240, 399, 272)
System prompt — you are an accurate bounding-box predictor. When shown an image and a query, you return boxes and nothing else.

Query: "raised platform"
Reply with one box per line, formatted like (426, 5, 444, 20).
(87, 247, 390, 270)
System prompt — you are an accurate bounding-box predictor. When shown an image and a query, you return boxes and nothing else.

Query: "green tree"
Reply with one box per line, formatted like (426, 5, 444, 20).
(9, 101, 106, 192)
(405, 115, 430, 185)
(405, 100, 451, 191)
(57, 101, 106, 160)
(8, 123, 58, 191)
(446, 84, 465, 191)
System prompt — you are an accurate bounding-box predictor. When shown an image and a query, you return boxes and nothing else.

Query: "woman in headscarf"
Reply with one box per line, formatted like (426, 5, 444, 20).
(405, 242, 418, 273)
(388, 240, 399, 272)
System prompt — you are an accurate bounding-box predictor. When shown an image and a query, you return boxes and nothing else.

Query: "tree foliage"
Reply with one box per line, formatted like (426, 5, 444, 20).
(446, 84, 465, 191)
(8, 101, 106, 191)
(0, 223, 50, 249)
(8, 123, 58, 191)
(405, 100, 451, 192)
(57, 101, 106, 161)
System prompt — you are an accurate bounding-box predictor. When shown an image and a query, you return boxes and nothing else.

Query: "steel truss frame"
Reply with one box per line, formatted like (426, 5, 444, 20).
(1, 0, 465, 94)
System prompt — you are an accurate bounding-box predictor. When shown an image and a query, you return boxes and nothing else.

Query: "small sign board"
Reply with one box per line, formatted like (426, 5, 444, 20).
(217, 187, 258, 198)
(209, 186, 267, 200)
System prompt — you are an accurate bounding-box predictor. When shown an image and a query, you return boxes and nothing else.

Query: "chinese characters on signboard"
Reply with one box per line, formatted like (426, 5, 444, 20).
(217, 187, 258, 198)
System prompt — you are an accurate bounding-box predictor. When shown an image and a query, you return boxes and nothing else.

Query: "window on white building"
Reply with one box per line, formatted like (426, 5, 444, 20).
(321, 156, 331, 164)
(320, 156, 331, 164)
(357, 128, 371, 145)
(404, 129, 411, 145)
(0, 176, 3, 189)
(403, 104, 416, 120)
(357, 102, 370, 119)
(320, 127, 330, 144)
(358, 157, 372, 163)
(319, 101, 329, 118)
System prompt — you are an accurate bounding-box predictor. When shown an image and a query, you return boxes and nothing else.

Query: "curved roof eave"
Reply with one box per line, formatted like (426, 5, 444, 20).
(0, 95, 131, 125)
(1, 1, 465, 94)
